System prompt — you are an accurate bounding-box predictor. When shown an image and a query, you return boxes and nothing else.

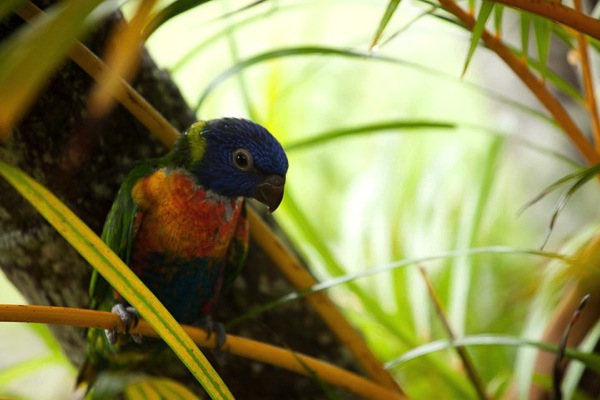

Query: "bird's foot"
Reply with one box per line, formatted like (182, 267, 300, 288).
(106, 303, 142, 344)
(193, 316, 227, 349)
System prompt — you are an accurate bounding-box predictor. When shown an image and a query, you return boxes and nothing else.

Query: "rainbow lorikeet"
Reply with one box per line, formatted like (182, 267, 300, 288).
(77, 118, 288, 389)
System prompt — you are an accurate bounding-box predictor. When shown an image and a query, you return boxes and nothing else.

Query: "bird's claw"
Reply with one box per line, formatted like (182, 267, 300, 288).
(105, 303, 142, 344)
(194, 317, 227, 349)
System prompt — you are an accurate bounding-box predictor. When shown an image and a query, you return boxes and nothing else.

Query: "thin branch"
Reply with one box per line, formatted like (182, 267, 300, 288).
(489, 0, 600, 41)
(0, 304, 403, 400)
(437, 0, 600, 165)
(572, 0, 600, 151)
(417, 266, 490, 400)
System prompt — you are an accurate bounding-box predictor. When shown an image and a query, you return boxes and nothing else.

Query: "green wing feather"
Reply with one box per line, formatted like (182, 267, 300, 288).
(79, 161, 161, 388)
(88, 161, 160, 311)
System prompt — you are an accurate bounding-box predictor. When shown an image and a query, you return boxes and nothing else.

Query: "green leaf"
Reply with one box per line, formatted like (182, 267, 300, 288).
(0, 0, 117, 138)
(0, 161, 233, 400)
(194, 46, 371, 113)
(284, 118, 577, 166)
(515, 48, 583, 102)
(462, 0, 494, 77)
(533, 15, 552, 79)
(293, 246, 570, 300)
(144, 0, 213, 37)
(0, 0, 26, 20)
(543, 164, 600, 247)
(285, 120, 456, 151)
(124, 377, 201, 400)
(520, 163, 600, 247)
(231, 246, 570, 324)
(370, 0, 401, 51)
(521, 13, 531, 65)
(170, 1, 276, 72)
(89, 372, 142, 400)
(145, 0, 266, 37)
(493, 4, 504, 35)
(385, 334, 600, 373)
(194, 45, 558, 125)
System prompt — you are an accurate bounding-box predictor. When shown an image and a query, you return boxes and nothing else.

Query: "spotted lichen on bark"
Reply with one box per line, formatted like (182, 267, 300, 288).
(0, 2, 361, 398)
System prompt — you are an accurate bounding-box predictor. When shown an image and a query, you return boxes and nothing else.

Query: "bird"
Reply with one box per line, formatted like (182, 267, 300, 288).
(76, 118, 288, 392)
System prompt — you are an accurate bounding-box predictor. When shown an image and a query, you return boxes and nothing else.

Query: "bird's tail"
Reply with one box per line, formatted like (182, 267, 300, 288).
(71, 358, 95, 399)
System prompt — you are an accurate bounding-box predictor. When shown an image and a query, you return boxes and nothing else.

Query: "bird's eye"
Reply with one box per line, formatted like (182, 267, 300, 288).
(232, 148, 253, 171)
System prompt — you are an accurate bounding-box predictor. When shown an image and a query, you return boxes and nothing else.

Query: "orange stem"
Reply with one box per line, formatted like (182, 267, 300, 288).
(439, 0, 599, 165)
(489, 0, 600, 41)
(572, 0, 600, 151)
(0, 304, 403, 400)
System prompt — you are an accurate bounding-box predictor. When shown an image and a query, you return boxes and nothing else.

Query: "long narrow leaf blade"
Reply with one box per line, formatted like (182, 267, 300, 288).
(462, 0, 494, 77)
(370, 0, 401, 51)
(521, 163, 600, 219)
(385, 335, 600, 372)
(242, 246, 570, 316)
(144, 0, 213, 37)
(493, 4, 504, 36)
(0, 161, 233, 400)
(521, 14, 531, 64)
(541, 163, 600, 247)
(285, 121, 455, 151)
(125, 377, 201, 399)
(194, 45, 558, 123)
(533, 15, 552, 79)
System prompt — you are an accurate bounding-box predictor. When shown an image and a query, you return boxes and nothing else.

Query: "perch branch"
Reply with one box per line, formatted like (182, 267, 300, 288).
(0, 304, 403, 400)
(572, 0, 600, 150)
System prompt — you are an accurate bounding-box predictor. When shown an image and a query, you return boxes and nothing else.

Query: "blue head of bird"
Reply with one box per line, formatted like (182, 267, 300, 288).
(173, 118, 288, 212)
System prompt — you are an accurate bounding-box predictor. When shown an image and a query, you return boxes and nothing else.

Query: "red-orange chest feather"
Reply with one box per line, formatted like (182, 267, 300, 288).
(130, 168, 244, 260)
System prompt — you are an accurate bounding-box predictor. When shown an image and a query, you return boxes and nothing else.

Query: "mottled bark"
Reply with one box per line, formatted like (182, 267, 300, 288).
(0, 2, 358, 399)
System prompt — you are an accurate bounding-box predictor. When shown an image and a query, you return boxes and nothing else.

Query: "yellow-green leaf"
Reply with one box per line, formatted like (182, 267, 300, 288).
(88, 0, 157, 119)
(369, 0, 401, 52)
(144, 0, 213, 38)
(125, 377, 200, 400)
(533, 15, 551, 79)
(493, 4, 504, 36)
(0, 161, 233, 400)
(0, 0, 26, 20)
